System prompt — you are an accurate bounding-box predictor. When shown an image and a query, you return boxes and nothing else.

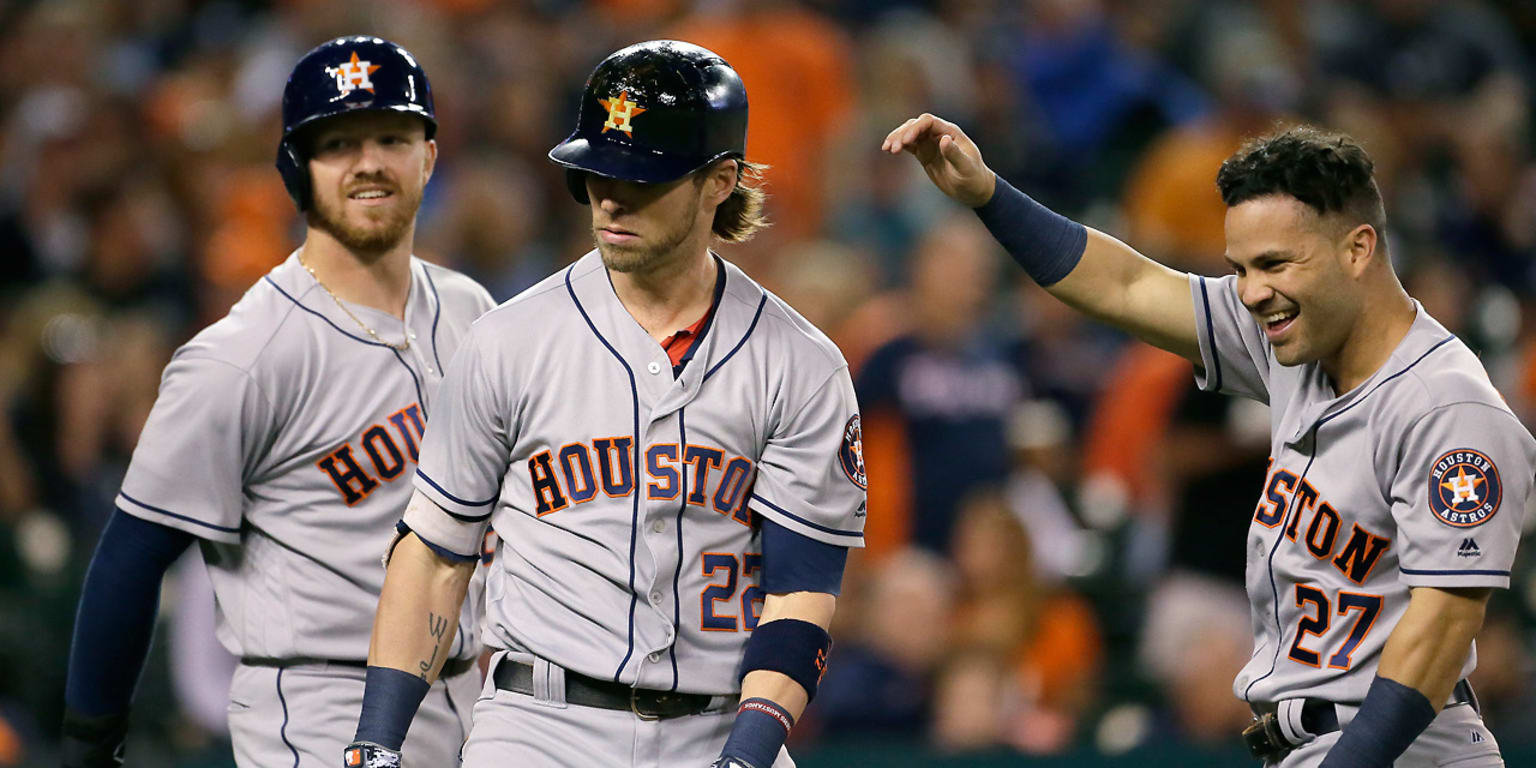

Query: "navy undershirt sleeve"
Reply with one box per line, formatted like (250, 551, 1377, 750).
(65, 508, 196, 716)
(973, 176, 1088, 287)
(760, 517, 848, 595)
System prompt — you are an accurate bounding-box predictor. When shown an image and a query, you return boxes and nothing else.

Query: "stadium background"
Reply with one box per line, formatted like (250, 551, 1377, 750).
(2, 0, 1534, 765)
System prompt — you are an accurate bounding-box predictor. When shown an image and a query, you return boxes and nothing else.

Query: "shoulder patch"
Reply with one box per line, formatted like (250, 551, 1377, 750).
(1427, 449, 1502, 528)
(838, 415, 867, 490)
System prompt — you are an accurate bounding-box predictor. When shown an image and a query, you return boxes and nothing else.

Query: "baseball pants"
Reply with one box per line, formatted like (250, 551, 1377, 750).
(1272, 701, 1501, 767)
(460, 651, 794, 768)
(227, 660, 478, 767)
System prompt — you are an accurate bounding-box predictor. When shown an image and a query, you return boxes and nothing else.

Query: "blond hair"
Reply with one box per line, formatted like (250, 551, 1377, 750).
(711, 160, 770, 243)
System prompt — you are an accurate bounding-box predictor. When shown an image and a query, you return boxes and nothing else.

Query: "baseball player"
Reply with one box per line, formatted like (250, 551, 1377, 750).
(343, 40, 865, 768)
(60, 37, 494, 767)
(884, 114, 1533, 767)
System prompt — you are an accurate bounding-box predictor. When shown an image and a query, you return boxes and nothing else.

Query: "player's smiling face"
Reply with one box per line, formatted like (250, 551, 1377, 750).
(305, 111, 436, 256)
(1225, 194, 1364, 367)
(586, 160, 736, 273)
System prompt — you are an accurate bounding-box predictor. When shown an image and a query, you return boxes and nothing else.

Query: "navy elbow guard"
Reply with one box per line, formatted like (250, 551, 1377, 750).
(738, 618, 832, 701)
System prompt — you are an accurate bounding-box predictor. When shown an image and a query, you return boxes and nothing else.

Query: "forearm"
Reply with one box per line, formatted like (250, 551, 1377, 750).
(1047, 229, 1200, 361)
(740, 591, 837, 721)
(63, 510, 193, 767)
(975, 179, 1199, 363)
(717, 591, 836, 767)
(367, 532, 475, 682)
(1319, 587, 1490, 768)
(1376, 587, 1488, 708)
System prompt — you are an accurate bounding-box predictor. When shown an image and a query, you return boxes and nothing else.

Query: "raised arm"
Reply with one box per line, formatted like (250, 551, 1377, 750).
(883, 113, 1200, 363)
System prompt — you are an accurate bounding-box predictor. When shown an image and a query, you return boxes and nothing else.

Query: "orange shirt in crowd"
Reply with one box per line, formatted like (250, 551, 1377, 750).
(670, 7, 855, 239)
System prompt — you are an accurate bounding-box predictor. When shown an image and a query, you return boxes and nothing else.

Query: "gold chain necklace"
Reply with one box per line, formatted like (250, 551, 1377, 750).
(296, 250, 410, 351)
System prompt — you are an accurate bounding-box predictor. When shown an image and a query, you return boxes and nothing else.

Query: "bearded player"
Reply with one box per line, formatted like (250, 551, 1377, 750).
(61, 37, 494, 767)
(344, 40, 865, 768)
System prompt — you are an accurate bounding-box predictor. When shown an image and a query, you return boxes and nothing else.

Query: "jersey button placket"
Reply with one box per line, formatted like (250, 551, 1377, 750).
(647, 361, 662, 375)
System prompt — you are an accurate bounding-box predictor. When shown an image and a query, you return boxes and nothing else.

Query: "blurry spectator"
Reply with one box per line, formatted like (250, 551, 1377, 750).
(1467, 600, 1536, 737)
(855, 214, 1024, 552)
(812, 547, 956, 740)
(949, 490, 1101, 754)
(929, 646, 1014, 753)
(1008, 277, 1124, 432)
(1138, 572, 1254, 744)
(671, 0, 856, 241)
(1002, 0, 1209, 207)
(1122, 15, 1300, 273)
(1003, 398, 1099, 583)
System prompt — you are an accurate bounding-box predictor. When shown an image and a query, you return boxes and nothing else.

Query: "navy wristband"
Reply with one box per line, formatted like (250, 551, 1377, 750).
(1319, 676, 1436, 768)
(739, 618, 832, 701)
(354, 666, 432, 751)
(720, 698, 794, 768)
(973, 176, 1087, 286)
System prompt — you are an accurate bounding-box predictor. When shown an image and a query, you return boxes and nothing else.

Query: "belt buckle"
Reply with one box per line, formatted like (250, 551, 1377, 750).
(1243, 712, 1288, 761)
(629, 688, 661, 721)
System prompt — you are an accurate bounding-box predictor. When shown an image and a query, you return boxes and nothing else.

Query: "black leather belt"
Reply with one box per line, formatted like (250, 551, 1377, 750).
(493, 659, 734, 720)
(240, 656, 477, 678)
(1244, 680, 1477, 760)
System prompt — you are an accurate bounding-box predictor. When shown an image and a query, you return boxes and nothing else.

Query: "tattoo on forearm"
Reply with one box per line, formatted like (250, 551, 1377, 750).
(417, 612, 451, 680)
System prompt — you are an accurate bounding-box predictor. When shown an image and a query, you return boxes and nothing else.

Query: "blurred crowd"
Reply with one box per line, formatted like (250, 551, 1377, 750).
(2, 0, 1535, 764)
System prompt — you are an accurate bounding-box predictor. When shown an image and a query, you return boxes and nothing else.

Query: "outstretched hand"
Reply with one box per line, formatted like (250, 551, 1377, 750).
(881, 113, 996, 208)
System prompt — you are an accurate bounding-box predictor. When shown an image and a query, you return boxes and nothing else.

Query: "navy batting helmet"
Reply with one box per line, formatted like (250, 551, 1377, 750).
(276, 36, 436, 210)
(549, 40, 748, 203)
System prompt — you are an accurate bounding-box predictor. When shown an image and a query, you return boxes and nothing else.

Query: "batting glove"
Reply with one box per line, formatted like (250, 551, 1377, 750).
(711, 758, 759, 768)
(343, 741, 402, 768)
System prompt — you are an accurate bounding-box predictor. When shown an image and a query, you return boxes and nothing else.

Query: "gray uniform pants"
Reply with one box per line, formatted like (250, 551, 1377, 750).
(1273, 702, 1502, 767)
(227, 660, 477, 767)
(461, 651, 794, 768)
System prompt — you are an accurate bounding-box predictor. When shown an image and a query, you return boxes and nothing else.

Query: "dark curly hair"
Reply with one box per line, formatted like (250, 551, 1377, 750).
(1216, 125, 1387, 252)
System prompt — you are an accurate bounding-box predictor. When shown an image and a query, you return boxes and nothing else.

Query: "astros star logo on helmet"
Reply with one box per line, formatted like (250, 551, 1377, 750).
(326, 51, 382, 96)
(599, 91, 647, 136)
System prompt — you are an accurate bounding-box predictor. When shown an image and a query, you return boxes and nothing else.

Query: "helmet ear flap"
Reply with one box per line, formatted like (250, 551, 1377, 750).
(565, 169, 590, 204)
(277, 140, 311, 211)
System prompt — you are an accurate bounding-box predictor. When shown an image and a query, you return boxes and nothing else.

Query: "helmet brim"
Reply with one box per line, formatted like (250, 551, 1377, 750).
(547, 136, 708, 186)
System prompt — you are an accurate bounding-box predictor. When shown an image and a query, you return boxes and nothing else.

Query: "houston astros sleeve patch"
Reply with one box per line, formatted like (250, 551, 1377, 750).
(838, 415, 867, 491)
(1427, 449, 1501, 528)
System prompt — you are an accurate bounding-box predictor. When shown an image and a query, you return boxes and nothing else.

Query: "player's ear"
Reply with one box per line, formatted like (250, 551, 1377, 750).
(704, 159, 737, 208)
(422, 139, 438, 186)
(1343, 222, 1377, 277)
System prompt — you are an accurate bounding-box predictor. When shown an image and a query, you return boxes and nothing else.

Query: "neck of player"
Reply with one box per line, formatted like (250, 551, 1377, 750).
(609, 242, 716, 344)
(1324, 284, 1417, 396)
(300, 224, 416, 320)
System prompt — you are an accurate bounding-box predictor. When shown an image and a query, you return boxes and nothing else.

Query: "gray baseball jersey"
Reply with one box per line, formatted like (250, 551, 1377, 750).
(403, 251, 867, 697)
(118, 252, 494, 663)
(1190, 274, 1535, 708)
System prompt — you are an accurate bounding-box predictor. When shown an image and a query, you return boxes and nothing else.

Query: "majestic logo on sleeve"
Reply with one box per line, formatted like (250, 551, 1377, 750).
(838, 415, 867, 490)
(326, 51, 381, 96)
(1428, 449, 1502, 528)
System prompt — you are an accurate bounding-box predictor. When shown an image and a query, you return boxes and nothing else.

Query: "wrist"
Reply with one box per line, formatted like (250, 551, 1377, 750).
(719, 697, 794, 768)
(353, 666, 431, 751)
(970, 171, 997, 208)
(1319, 676, 1435, 768)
